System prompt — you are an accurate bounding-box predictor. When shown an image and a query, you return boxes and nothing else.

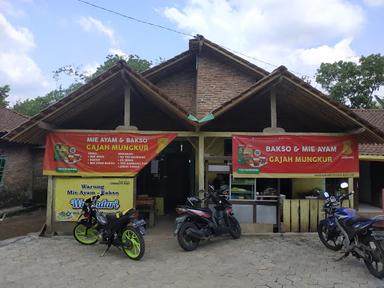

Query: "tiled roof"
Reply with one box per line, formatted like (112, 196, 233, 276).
(353, 109, 384, 132)
(353, 109, 384, 156)
(359, 144, 384, 156)
(0, 107, 28, 133)
(2, 37, 384, 147)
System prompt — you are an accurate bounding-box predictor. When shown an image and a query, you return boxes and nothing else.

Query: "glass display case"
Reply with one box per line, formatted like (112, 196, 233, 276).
(229, 178, 255, 200)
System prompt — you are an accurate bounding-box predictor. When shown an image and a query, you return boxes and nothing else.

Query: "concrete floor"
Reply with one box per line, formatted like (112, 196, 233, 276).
(1, 221, 384, 288)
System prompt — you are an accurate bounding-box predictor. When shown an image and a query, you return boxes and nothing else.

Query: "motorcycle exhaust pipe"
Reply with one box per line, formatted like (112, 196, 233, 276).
(186, 228, 209, 240)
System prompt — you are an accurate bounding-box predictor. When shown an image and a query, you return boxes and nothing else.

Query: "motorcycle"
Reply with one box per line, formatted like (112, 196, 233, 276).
(318, 183, 384, 278)
(73, 194, 146, 260)
(174, 186, 241, 251)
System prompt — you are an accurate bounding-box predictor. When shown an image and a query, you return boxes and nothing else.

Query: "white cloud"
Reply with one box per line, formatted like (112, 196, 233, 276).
(0, 13, 34, 52)
(0, 13, 51, 103)
(163, 0, 365, 77)
(108, 47, 127, 57)
(82, 62, 99, 77)
(0, 0, 26, 17)
(296, 38, 358, 66)
(78, 16, 118, 46)
(364, 0, 384, 7)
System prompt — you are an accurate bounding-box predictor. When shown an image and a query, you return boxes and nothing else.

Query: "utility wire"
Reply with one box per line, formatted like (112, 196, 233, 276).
(76, 0, 317, 80)
(76, 0, 194, 37)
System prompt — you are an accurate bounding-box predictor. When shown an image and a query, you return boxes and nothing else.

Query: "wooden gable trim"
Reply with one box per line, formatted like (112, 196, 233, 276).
(281, 71, 384, 143)
(142, 50, 194, 80)
(200, 39, 269, 77)
(4, 68, 122, 142)
(141, 36, 269, 82)
(197, 66, 285, 127)
(4, 60, 198, 143)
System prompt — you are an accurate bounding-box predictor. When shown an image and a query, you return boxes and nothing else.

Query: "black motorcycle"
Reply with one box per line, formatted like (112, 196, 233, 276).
(174, 187, 241, 251)
(73, 194, 146, 260)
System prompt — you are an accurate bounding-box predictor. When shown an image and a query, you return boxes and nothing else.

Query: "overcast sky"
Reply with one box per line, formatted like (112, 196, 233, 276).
(1, 0, 383, 104)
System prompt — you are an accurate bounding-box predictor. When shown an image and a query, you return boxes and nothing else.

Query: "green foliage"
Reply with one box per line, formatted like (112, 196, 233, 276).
(0, 85, 10, 107)
(13, 88, 67, 116)
(12, 54, 152, 116)
(315, 54, 384, 108)
(90, 54, 152, 80)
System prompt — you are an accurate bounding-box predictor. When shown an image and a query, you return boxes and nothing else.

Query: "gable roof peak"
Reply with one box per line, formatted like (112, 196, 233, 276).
(188, 36, 269, 76)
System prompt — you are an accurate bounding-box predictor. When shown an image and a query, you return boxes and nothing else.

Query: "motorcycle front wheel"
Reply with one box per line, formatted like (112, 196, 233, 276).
(177, 222, 200, 251)
(229, 216, 241, 239)
(317, 222, 343, 251)
(73, 223, 98, 245)
(121, 227, 145, 260)
(364, 240, 384, 279)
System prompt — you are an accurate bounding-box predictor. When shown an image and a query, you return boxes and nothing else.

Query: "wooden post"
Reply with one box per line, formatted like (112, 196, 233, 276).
(116, 83, 137, 130)
(198, 135, 205, 197)
(382, 188, 384, 213)
(46, 176, 54, 234)
(124, 85, 131, 127)
(283, 199, 291, 232)
(271, 89, 277, 128)
(348, 177, 354, 207)
(263, 89, 284, 133)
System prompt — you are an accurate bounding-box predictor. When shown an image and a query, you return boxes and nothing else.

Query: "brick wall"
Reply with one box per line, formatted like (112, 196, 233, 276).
(196, 51, 258, 118)
(0, 143, 33, 208)
(153, 64, 196, 114)
(32, 148, 47, 204)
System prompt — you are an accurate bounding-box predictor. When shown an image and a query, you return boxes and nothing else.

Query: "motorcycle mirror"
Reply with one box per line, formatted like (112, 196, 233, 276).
(323, 192, 330, 198)
(340, 182, 349, 189)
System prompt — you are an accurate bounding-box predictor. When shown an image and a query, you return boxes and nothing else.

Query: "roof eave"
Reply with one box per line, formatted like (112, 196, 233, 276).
(281, 71, 384, 143)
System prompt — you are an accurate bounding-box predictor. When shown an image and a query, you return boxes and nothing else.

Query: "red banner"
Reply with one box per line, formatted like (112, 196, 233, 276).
(232, 135, 359, 178)
(43, 131, 176, 176)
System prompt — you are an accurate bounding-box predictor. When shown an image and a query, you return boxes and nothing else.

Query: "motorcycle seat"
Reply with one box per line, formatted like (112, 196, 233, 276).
(346, 216, 371, 226)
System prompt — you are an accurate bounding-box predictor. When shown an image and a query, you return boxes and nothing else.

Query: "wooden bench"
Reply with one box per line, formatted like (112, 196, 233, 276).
(136, 197, 155, 227)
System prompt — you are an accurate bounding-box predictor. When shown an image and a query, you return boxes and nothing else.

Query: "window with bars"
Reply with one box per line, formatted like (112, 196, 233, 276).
(0, 156, 6, 186)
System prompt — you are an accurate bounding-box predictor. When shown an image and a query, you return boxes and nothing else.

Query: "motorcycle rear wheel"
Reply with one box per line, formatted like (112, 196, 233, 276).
(177, 222, 200, 251)
(229, 216, 241, 239)
(121, 227, 145, 260)
(73, 223, 98, 245)
(364, 240, 384, 279)
(317, 222, 343, 251)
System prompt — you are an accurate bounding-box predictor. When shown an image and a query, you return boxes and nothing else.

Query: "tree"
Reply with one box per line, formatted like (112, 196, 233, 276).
(53, 54, 152, 83)
(13, 88, 67, 116)
(0, 85, 10, 107)
(90, 54, 152, 80)
(315, 54, 384, 108)
(13, 54, 152, 116)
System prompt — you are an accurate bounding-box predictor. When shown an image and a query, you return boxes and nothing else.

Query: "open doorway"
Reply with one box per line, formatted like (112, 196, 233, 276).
(359, 161, 384, 210)
(136, 140, 195, 215)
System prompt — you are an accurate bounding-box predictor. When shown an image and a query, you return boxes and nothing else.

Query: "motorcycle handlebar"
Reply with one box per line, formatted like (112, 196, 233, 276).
(340, 192, 353, 199)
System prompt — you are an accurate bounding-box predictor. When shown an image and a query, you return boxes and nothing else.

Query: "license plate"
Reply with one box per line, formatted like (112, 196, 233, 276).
(138, 226, 146, 235)
(133, 219, 146, 227)
(133, 219, 146, 235)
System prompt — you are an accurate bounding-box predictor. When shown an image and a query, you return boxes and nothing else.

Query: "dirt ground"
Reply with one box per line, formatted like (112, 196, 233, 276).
(0, 208, 46, 240)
